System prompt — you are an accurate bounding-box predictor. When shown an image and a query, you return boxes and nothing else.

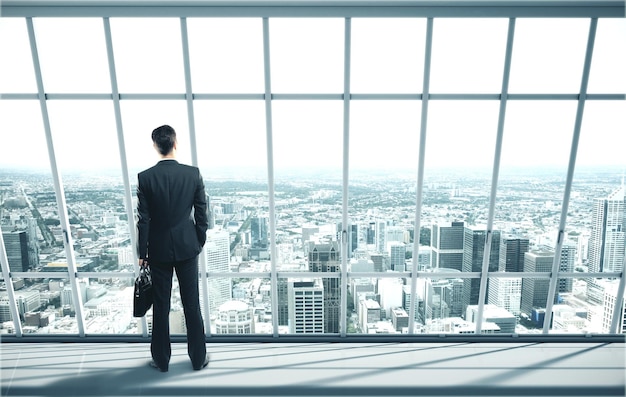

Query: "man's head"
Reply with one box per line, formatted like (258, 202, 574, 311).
(151, 125, 177, 157)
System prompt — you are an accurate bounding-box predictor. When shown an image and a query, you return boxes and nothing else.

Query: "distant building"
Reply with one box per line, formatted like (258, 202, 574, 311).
(462, 226, 500, 315)
(388, 242, 406, 271)
(375, 220, 387, 254)
(215, 300, 254, 334)
(558, 243, 576, 294)
(288, 279, 324, 334)
(466, 304, 516, 334)
(391, 307, 409, 332)
(587, 184, 625, 304)
(0, 290, 40, 322)
(499, 236, 530, 272)
(308, 241, 340, 333)
(521, 250, 557, 318)
(359, 298, 381, 332)
(2, 231, 30, 272)
(431, 221, 464, 271)
(488, 277, 522, 317)
(205, 229, 232, 316)
(601, 281, 626, 334)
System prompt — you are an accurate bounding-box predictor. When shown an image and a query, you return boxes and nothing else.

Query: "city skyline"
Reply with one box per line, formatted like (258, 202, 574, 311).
(2, 166, 625, 336)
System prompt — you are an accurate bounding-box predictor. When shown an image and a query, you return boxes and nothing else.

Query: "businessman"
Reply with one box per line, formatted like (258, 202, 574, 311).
(136, 124, 209, 372)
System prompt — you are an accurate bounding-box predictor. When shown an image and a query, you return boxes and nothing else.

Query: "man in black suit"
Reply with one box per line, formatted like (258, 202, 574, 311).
(136, 124, 209, 372)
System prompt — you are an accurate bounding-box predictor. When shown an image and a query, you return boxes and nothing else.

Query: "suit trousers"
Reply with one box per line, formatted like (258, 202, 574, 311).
(150, 256, 206, 370)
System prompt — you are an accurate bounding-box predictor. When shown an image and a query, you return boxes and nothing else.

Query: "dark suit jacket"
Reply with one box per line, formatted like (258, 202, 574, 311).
(136, 160, 208, 262)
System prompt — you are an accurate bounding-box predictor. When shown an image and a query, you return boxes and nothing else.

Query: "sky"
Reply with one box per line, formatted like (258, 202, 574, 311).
(0, 16, 624, 175)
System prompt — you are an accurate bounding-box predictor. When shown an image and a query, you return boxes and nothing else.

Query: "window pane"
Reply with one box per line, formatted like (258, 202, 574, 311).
(587, 18, 626, 94)
(509, 19, 590, 93)
(0, 101, 77, 334)
(33, 18, 111, 93)
(47, 100, 132, 275)
(352, 19, 426, 93)
(423, 101, 500, 318)
(272, 101, 343, 334)
(273, 101, 343, 172)
(350, 101, 420, 171)
(491, 101, 577, 333)
(430, 19, 509, 94)
(0, 18, 37, 93)
(110, 18, 185, 93)
(270, 18, 344, 94)
(194, 101, 267, 176)
(187, 18, 264, 93)
(48, 101, 119, 174)
(349, 101, 420, 285)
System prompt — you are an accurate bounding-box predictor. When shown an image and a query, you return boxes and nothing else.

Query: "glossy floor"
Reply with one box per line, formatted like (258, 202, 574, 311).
(1, 341, 624, 397)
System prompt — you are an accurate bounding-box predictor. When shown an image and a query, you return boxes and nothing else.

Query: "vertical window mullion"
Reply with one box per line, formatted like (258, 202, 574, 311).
(263, 17, 279, 338)
(409, 17, 433, 334)
(27, 17, 86, 337)
(475, 17, 515, 334)
(340, 17, 351, 338)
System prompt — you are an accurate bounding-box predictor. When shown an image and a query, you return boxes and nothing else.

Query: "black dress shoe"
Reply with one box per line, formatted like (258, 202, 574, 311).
(149, 360, 168, 372)
(193, 355, 210, 370)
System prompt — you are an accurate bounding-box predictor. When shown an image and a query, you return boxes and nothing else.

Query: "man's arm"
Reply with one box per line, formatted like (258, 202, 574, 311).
(194, 170, 209, 247)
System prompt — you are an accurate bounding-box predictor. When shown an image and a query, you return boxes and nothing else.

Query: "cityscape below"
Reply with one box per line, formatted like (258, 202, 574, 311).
(1, 164, 625, 336)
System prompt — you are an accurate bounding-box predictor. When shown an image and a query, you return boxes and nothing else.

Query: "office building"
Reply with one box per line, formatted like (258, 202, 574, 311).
(2, 231, 30, 272)
(307, 241, 340, 333)
(431, 221, 465, 271)
(521, 250, 557, 319)
(587, 184, 625, 304)
(499, 236, 530, 272)
(206, 229, 232, 315)
(288, 279, 324, 334)
(462, 226, 500, 314)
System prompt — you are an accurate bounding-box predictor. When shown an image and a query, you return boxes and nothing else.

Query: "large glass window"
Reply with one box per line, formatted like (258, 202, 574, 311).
(0, 4, 624, 338)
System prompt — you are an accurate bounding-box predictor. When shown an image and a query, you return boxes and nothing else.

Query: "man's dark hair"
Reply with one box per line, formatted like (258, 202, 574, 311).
(152, 125, 177, 156)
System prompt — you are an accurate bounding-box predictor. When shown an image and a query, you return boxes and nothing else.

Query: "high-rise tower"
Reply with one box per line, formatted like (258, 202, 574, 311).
(499, 236, 530, 273)
(205, 229, 232, 315)
(307, 240, 340, 333)
(2, 230, 30, 272)
(431, 221, 465, 271)
(587, 184, 625, 304)
(521, 250, 557, 318)
(462, 226, 500, 315)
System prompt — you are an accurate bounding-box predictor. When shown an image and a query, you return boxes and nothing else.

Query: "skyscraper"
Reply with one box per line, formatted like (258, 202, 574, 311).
(499, 236, 530, 273)
(521, 250, 557, 318)
(250, 215, 269, 248)
(307, 240, 340, 333)
(2, 230, 30, 272)
(205, 229, 232, 315)
(431, 221, 465, 271)
(488, 277, 522, 316)
(559, 243, 576, 294)
(388, 241, 406, 271)
(376, 220, 387, 254)
(587, 184, 625, 304)
(462, 226, 500, 314)
(288, 279, 324, 334)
